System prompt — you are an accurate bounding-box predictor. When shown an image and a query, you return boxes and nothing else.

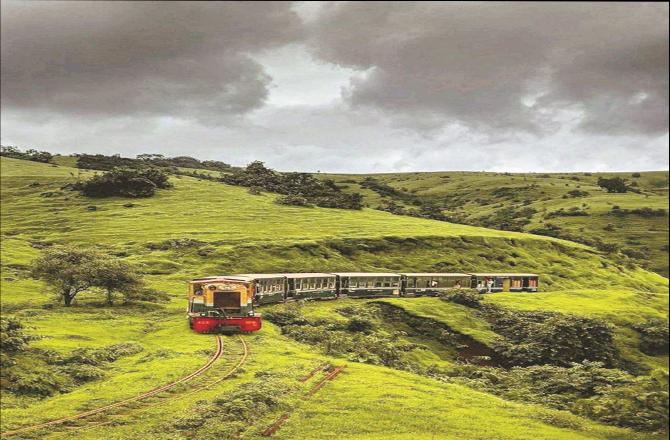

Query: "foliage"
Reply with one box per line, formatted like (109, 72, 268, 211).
(222, 161, 363, 209)
(173, 374, 296, 438)
(30, 246, 145, 306)
(442, 361, 669, 432)
(486, 308, 617, 367)
(275, 194, 313, 207)
(610, 206, 667, 217)
(75, 167, 172, 198)
(440, 289, 483, 308)
(0, 146, 53, 163)
(574, 369, 668, 432)
(77, 153, 232, 171)
(0, 317, 35, 356)
(597, 177, 628, 193)
(634, 319, 669, 355)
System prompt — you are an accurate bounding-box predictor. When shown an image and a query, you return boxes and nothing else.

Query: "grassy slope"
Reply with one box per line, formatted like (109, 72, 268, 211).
(1, 157, 667, 439)
(322, 171, 669, 276)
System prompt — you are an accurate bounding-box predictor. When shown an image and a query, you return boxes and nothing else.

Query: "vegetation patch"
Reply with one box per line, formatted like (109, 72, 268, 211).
(71, 167, 172, 198)
(171, 372, 297, 439)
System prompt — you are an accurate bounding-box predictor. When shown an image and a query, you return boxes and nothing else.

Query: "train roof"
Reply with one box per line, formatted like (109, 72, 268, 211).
(282, 273, 337, 278)
(332, 272, 401, 277)
(190, 276, 253, 282)
(236, 273, 336, 279)
(235, 273, 288, 280)
(401, 272, 471, 277)
(470, 273, 539, 277)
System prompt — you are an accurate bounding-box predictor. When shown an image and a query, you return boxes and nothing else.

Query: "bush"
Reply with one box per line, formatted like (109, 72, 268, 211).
(597, 177, 628, 193)
(634, 320, 669, 355)
(440, 289, 482, 308)
(441, 362, 668, 431)
(77, 167, 172, 198)
(575, 370, 668, 432)
(487, 309, 617, 367)
(222, 161, 363, 210)
(0, 317, 35, 355)
(1, 146, 53, 163)
(346, 317, 376, 333)
(173, 375, 295, 436)
(275, 194, 313, 207)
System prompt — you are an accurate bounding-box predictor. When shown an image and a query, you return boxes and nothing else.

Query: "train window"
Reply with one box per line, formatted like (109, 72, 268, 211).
(383, 278, 391, 287)
(392, 279, 399, 287)
(350, 279, 358, 288)
(310, 279, 317, 289)
(374, 279, 382, 287)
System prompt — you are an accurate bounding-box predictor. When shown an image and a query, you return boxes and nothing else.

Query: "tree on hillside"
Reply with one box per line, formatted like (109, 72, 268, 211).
(93, 258, 142, 305)
(31, 247, 102, 306)
(597, 177, 628, 193)
(31, 247, 141, 306)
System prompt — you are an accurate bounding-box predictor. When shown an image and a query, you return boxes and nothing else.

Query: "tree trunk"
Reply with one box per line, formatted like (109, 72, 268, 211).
(64, 293, 73, 306)
(107, 289, 113, 306)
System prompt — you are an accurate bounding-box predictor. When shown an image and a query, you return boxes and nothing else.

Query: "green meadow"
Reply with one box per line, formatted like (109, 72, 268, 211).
(322, 170, 669, 276)
(1, 157, 668, 439)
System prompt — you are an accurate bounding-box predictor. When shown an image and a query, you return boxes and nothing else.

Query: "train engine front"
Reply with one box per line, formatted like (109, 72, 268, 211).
(187, 276, 262, 333)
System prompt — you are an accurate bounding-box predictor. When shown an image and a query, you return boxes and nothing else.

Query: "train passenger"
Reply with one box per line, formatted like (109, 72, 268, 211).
(455, 281, 462, 289)
(486, 279, 494, 293)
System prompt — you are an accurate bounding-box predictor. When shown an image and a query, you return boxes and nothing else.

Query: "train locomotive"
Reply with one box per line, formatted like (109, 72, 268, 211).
(187, 272, 539, 333)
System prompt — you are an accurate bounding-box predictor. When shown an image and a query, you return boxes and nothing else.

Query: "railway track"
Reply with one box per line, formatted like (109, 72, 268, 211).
(1, 335, 249, 438)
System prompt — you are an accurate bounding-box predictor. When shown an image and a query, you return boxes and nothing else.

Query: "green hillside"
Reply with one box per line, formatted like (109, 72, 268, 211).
(321, 171, 669, 276)
(1, 157, 668, 439)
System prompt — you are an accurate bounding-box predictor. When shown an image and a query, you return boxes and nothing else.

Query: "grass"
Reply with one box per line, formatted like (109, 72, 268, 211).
(323, 170, 669, 276)
(1, 157, 668, 439)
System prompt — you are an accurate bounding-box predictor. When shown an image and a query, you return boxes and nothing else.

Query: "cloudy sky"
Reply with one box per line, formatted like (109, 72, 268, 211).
(1, 1, 668, 172)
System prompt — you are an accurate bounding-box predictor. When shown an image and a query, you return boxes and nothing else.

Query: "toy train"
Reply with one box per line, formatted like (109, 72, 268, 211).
(187, 272, 539, 333)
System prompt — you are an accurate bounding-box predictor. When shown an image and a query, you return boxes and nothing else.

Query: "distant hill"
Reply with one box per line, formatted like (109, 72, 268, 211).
(321, 171, 669, 277)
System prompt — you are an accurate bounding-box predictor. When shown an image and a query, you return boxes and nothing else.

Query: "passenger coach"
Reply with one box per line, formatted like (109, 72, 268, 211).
(471, 273, 539, 293)
(334, 272, 401, 297)
(401, 273, 472, 296)
(187, 271, 540, 333)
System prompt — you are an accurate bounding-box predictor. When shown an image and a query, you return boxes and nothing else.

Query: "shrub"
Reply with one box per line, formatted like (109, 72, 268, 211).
(631, 172, 641, 178)
(575, 370, 668, 432)
(597, 177, 628, 193)
(0, 317, 35, 355)
(440, 289, 482, 308)
(566, 189, 590, 198)
(275, 194, 313, 207)
(1, 146, 53, 163)
(346, 317, 375, 333)
(634, 320, 669, 355)
(487, 309, 617, 367)
(77, 167, 172, 198)
(222, 161, 363, 210)
(173, 375, 296, 436)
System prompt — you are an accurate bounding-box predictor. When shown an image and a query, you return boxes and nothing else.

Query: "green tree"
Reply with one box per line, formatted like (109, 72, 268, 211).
(31, 247, 104, 306)
(31, 247, 141, 306)
(93, 258, 142, 305)
(597, 177, 628, 193)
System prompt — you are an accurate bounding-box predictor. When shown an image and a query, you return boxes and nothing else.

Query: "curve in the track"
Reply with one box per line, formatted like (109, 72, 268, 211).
(1, 335, 225, 437)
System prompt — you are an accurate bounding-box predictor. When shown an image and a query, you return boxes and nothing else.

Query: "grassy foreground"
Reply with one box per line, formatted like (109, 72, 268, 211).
(1, 157, 668, 439)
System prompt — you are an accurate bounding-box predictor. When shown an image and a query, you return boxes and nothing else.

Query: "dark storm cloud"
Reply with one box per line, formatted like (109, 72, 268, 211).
(1, 1, 302, 123)
(307, 2, 669, 135)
